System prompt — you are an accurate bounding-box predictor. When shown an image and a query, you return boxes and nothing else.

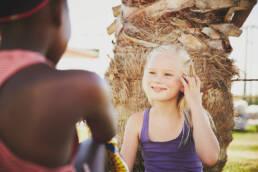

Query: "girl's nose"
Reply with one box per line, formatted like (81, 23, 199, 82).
(152, 75, 162, 83)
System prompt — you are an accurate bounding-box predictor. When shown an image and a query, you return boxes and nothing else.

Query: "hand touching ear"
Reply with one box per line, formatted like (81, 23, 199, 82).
(180, 74, 202, 108)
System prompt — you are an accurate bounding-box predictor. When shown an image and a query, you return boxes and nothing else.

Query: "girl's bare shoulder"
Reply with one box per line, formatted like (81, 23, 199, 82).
(24, 69, 107, 123)
(126, 111, 145, 134)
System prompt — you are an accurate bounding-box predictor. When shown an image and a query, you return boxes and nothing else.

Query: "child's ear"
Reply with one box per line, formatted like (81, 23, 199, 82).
(50, 0, 64, 27)
(180, 86, 184, 93)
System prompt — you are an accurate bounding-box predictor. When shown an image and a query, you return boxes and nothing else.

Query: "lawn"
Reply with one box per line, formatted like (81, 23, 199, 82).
(76, 122, 258, 171)
(223, 126, 258, 172)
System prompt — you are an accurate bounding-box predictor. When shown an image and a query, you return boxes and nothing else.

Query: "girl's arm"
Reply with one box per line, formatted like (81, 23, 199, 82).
(120, 112, 142, 171)
(190, 104, 220, 166)
(180, 74, 220, 166)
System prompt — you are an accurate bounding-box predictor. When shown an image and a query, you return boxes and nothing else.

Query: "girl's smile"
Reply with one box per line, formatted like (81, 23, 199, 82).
(142, 51, 185, 102)
(151, 85, 167, 93)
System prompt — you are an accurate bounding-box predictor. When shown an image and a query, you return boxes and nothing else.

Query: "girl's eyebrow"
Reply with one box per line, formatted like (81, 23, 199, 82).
(147, 68, 183, 76)
(148, 67, 177, 73)
(163, 69, 176, 73)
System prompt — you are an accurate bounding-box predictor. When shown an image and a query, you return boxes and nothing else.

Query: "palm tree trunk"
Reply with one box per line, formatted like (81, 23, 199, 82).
(105, 0, 257, 171)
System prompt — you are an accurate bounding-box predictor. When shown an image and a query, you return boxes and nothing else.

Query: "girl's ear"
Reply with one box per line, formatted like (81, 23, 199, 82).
(179, 78, 184, 93)
(180, 87, 184, 93)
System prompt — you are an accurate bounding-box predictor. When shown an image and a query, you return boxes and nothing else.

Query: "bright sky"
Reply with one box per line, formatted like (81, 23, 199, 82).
(57, 0, 258, 96)
(230, 5, 258, 96)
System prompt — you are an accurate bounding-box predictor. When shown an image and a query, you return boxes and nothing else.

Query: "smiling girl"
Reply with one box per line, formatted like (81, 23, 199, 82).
(120, 44, 220, 172)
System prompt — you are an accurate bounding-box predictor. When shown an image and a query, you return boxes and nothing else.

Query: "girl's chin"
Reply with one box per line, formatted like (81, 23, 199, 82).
(149, 94, 178, 102)
(149, 96, 173, 102)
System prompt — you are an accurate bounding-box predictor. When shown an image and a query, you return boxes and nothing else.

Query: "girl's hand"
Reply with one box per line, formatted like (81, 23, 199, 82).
(180, 73, 202, 108)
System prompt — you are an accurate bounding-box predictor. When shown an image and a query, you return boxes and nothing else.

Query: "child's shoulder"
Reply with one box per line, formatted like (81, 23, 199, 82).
(128, 111, 145, 123)
(55, 69, 103, 88)
(22, 69, 105, 119)
(33, 69, 103, 96)
(126, 111, 145, 134)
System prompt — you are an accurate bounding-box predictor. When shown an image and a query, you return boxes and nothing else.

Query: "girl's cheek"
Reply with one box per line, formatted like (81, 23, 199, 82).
(146, 75, 155, 82)
(175, 77, 182, 83)
(165, 77, 175, 82)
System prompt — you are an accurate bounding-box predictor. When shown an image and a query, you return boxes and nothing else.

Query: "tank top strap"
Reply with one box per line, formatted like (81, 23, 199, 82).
(0, 50, 53, 88)
(140, 107, 151, 142)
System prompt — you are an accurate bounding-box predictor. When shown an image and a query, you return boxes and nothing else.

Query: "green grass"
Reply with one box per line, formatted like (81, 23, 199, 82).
(229, 145, 258, 151)
(246, 125, 258, 132)
(77, 123, 258, 171)
(223, 127, 258, 172)
(223, 160, 258, 172)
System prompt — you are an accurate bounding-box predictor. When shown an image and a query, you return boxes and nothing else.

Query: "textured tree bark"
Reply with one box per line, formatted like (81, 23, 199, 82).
(105, 0, 257, 171)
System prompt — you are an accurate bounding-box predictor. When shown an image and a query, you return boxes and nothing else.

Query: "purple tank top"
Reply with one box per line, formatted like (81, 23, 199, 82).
(140, 108, 203, 172)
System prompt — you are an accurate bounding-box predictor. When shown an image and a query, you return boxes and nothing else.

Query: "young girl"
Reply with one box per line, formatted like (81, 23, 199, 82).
(0, 0, 116, 171)
(120, 45, 220, 172)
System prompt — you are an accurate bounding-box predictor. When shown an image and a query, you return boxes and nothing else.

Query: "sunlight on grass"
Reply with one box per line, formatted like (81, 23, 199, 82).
(76, 122, 258, 171)
(223, 129, 258, 172)
(229, 145, 258, 151)
(223, 160, 258, 172)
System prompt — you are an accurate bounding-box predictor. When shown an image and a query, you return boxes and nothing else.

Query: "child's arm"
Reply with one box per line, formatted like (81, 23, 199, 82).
(38, 70, 116, 143)
(190, 105, 220, 166)
(78, 71, 116, 143)
(120, 112, 142, 171)
(180, 74, 220, 166)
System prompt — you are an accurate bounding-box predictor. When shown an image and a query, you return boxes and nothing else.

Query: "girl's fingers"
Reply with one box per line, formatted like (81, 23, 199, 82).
(191, 64, 196, 76)
(191, 77, 196, 87)
(192, 74, 200, 85)
(186, 76, 196, 88)
(196, 75, 201, 87)
(193, 74, 201, 88)
(182, 75, 201, 90)
(180, 76, 188, 88)
(193, 74, 197, 84)
(182, 75, 195, 88)
(180, 76, 186, 86)
(194, 75, 199, 87)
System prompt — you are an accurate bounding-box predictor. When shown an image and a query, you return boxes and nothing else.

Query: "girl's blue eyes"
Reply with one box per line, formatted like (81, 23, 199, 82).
(148, 72, 173, 76)
(165, 73, 172, 76)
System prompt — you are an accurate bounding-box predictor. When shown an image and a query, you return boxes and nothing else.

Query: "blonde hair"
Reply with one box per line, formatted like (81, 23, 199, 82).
(142, 44, 193, 146)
